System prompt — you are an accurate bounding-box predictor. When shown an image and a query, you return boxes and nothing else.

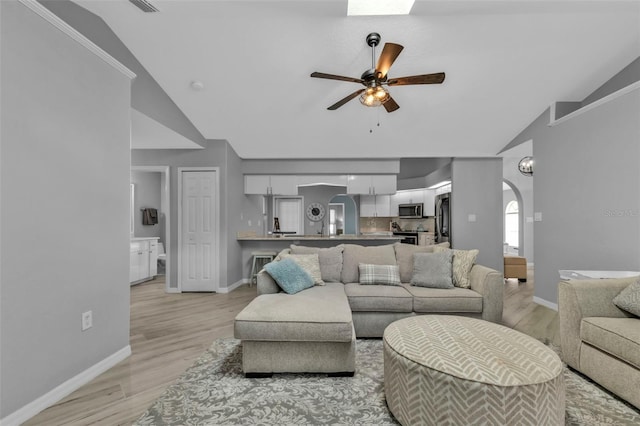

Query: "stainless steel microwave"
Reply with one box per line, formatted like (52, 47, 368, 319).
(398, 203, 423, 218)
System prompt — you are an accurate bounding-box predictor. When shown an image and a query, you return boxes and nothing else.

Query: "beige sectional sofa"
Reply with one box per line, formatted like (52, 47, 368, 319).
(558, 276, 640, 409)
(234, 242, 504, 377)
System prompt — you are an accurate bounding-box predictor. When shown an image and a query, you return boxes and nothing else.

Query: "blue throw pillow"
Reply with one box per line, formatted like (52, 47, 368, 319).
(264, 258, 315, 294)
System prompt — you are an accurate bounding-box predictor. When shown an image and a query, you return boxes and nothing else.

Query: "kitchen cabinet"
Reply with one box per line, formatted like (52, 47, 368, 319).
(296, 175, 348, 187)
(347, 175, 396, 195)
(244, 175, 297, 195)
(360, 195, 391, 217)
(422, 189, 436, 216)
(130, 238, 158, 284)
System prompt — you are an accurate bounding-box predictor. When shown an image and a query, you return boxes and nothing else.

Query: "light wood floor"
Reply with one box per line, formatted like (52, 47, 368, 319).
(26, 267, 555, 425)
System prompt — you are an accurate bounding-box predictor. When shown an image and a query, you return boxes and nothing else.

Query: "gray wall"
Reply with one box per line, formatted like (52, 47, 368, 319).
(503, 58, 640, 305)
(131, 141, 245, 290)
(40, 0, 206, 148)
(131, 171, 162, 240)
(298, 185, 348, 235)
(535, 92, 639, 304)
(451, 158, 504, 273)
(1, 1, 131, 417)
(582, 57, 640, 107)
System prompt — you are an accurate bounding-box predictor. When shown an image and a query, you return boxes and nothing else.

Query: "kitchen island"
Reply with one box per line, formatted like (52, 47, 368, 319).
(237, 234, 402, 284)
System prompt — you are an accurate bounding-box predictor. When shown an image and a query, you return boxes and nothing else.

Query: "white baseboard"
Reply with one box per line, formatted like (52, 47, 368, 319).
(165, 287, 180, 294)
(533, 296, 558, 311)
(0, 345, 131, 426)
(218, 279, 250, 293)
(527, 262, 534, 267)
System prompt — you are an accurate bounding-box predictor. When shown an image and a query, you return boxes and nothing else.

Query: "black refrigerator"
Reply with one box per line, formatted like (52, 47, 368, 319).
(435, 193, 451, 244)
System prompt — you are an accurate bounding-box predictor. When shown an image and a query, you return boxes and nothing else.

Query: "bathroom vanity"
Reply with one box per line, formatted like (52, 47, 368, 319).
(130, 237, 159, 284)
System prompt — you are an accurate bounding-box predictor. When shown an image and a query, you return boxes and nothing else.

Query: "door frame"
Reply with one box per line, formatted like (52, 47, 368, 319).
(177, 167, 220, 292)
(131, 165, 171, 292)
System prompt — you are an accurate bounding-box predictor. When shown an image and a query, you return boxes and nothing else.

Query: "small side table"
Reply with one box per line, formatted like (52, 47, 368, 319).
(250, 251, 277, 286)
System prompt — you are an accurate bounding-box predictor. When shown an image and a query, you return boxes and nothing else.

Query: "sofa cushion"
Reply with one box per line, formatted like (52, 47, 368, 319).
(612, 279, 640, 317)
(264, 258, 315, 294)
(359, 263, 401, 286)
(234, 283, 353, 342)
(341, 244, 397, 284)
(411, 251, 454, 289)
(344, 283, 413, 312)
(580, 317, 640, 369)
(393, 242, 450, 283)
(402, 284, 483, 313)
(282, 253, 324, 286)
(433, 247, 479, 289)
(290, 244, 344, 282)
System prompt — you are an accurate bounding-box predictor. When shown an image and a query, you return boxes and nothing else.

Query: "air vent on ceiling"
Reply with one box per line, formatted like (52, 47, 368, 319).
(129, 0, 159, 13)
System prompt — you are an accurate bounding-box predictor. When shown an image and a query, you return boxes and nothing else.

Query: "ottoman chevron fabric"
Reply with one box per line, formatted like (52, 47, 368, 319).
(383, 316, 565, 426)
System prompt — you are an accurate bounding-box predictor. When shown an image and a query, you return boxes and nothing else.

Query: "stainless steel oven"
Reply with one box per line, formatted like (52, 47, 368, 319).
(393, 232, 419, 245)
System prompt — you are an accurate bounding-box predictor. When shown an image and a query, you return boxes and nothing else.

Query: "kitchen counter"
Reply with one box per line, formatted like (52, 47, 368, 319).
(237, 235, 402, 241)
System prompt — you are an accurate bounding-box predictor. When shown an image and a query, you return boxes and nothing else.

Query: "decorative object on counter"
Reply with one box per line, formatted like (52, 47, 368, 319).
(391, 221, 402, 231)
(141, 207, 158, 225)
(273, 217, 280, 233)
(518, 156, 534, 176)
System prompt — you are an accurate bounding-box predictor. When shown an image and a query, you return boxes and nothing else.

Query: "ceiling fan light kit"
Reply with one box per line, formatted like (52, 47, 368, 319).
(311, 32, 445, 113)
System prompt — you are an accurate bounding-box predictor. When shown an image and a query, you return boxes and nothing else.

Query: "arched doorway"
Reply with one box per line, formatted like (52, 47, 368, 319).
(503, 179, 524, 257)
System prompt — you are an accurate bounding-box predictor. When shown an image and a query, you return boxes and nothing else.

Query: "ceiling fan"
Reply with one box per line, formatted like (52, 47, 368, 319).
(311, 32, 445, 113)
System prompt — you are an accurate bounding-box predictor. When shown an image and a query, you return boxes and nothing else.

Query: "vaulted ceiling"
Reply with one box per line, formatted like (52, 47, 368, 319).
(77, 0, 640, 159)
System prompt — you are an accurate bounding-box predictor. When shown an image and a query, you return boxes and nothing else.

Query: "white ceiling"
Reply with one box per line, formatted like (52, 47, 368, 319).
(78, 0, 640, 159)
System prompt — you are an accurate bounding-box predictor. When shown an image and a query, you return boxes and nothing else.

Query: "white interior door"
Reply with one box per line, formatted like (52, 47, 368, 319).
(181, 170, 218, 292)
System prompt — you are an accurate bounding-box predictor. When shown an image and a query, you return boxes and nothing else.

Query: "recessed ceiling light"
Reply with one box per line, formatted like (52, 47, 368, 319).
(190, 80, 205, 91)
(347, 0, 415, 16)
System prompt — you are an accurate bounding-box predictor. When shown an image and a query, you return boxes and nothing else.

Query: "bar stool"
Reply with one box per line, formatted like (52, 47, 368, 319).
(250, 251, 277, 286)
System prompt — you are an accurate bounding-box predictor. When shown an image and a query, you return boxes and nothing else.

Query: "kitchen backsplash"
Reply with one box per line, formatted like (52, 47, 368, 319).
(360, 217, 435, 233)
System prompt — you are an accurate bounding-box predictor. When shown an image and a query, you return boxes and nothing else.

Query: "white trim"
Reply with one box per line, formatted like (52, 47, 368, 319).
(218, 279, 250, 294)
(527, 262, 534, 267)
(533, 296, 558, 311)
(178, 167, 220, 292)
(0, 345, 131, 426)
(131, 166, 171, 293)
(549, 80, 640, 126)
(165, 287, 181, 294)
(18, 0, 136, 79)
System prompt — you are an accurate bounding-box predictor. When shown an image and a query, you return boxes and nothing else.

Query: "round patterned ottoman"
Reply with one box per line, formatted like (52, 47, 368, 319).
(383, 316, 565, 426)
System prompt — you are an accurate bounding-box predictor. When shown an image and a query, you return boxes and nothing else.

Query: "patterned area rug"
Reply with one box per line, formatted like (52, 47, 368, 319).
(134, 338, 640, 425)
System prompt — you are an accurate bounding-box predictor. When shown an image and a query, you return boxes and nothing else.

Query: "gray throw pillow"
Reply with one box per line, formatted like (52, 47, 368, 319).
(613, 279, 640, 317)
(290, 244, 343, 282)
(411, 251, 454, 289)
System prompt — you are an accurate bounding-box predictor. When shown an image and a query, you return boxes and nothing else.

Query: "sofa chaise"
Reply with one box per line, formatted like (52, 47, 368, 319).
(234, 242, 504, 377)
(558, 276, 640, 409)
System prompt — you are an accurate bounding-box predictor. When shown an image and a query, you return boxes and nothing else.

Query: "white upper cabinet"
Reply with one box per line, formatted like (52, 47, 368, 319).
(422, 189, 436, 216)
(360, 195, 391, 217)
(245, 175, 297, 195)
(296, 175, 348, 187)
(347, 175, 396, 195)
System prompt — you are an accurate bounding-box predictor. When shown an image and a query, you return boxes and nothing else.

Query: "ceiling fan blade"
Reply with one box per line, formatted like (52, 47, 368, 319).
(311, 72, 364, 84)
(376, 43, 404, 78)
(387, 72, 446, 86)
(327, 89, 366, 110)
(383, 96, 400, 113)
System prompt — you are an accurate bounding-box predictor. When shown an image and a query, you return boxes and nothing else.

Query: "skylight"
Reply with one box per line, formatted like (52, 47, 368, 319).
(347, 0, 415, 16)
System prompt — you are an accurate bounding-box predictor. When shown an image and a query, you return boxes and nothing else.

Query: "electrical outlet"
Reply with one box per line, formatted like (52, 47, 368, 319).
(82, 311, 92, 331)
(248, 220, 252, 226)
(534, 212, 543, 222)
(468, 214, 477, 222)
